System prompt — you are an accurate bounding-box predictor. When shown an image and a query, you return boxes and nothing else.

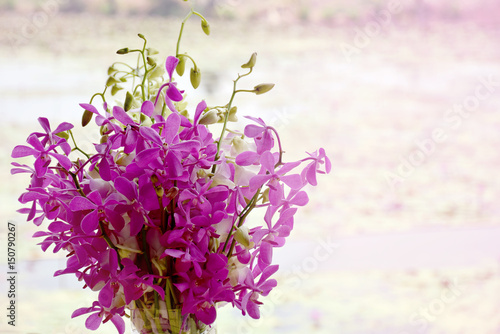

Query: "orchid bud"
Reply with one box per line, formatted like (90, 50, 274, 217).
(261, 188, 270, 203)
(165, 187, 179, 199)
(155, 186, 164, 198)
(111, 85, 123, 96)
(107, 65, 116, 76)
(241, 52, 257, 69)
(81, 109, 93, 127)
(116, 47, 129, 55)
(231, 136, 248, 154)
(55, 131, 69, 140)
(201, 18, 210, 36)
(137, 33, 145, 40)
(100, 134, 108, 144)
(199, 110, 219, 125)
(253, 83, 275, 95)
(234, 226, 254, 249)
(151, 174, 159, 184)
(106, 76, 120, 87)
(146, 56, 156, 67)
(147, 47, 159, 55)
(176, 55, 186, 76)
(190, 67, 201, 89)
(148, 65, 165, 79)
(228, 106, 238, 122)
(124, 91, 134, 111)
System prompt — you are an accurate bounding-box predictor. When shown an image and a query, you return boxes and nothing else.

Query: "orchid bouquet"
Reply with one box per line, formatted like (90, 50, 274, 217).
(11, 7, 330, 334)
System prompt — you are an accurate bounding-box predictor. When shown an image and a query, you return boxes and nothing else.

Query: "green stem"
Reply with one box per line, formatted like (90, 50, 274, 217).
(221, 187, 261, 255)
(176, 11, 194, 56)
(212, 68, 253, 173)
(68, 130, 90, 159)
(99, 221, 123, 269)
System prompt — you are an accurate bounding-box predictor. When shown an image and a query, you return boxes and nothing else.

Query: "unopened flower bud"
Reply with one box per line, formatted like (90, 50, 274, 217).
(241, 52, 257, 69)
(146, 56, 156, 67)
(107, 65, 116, 76)
(201, 19, 210, 36)
(116, 47, 129, 55)
(234, 226, 254, 249)
(100, 134, 109, 144)
(137, 33, 145, 40)
(148, 65, 165, 79)
(176, 55, 186, 76)
(151, 174, 159, 184)
(262, 188, 270, 203)
(228, 106, 238, 122)
(199, 110, 219, 125)
(190, 67, 201, 89)
(165, 187, 179, 199)
(106, 76, 120, 87)
(111, 85, 123, 96)
(124, 91, 135, 111)
(155, 186, 164, 198)
(253, 83, 275, 95)
(82, 109, 93, 127)
(231, 136, 248, 154)
(147, 47, 159, 55)
(55, 131, 69, 140)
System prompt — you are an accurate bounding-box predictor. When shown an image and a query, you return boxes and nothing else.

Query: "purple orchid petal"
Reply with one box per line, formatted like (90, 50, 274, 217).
(11, 145, 37, 158)
(244, 124, 264, 138)
(165, 56, 179, 80)
(196, 304, 217, 325)
(110, 315, 125, 334)
(85, 312, 102, 331)
(81, 210, 99, 234)
(194, 100, 207, 124)
(305, 163, 318, 186)
(235, 151, 260, 166)
(164, 112, 181, 143)
(141, 100, 154, 117)
(38, 117, 51, 133)
(52, 122, 74, 134)
(114, 177, 136, 201)
(49, 152, 72, 171)
(280, 174, 303, 189)
(98, 282, 113, 308)
(163, 249, 184, 258)
(79, 103, 100, 115)
(113, 106, 134, 125)
(70, 196, 96, 211)
(139, 127, 162, 146)
(167, 84, 183, 102)
(260, 151, 275, 172)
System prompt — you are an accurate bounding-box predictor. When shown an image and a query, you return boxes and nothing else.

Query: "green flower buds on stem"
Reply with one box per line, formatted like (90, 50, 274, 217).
(176, 55, 186, 76)
(147, 47, 159, 55)
(201, 18, 210, 36)
(111, 85, 123, 96)
(107, 65, 116, 76)
(228, 106, 238, 122)
(241, 52, 257, 69)
(124, 91, 135, 111)
(147, 56, 156, 67)
(106, 76, 120, 87)
(116, 48, 129, 55)
(82, 109, 93, 127)
(199, 110, 219, 125)
(253, 83, 275, 95)
(190, 67, 201, 89)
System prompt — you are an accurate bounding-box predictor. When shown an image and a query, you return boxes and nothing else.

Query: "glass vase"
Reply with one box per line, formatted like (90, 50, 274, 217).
(130, 303, 216, 334)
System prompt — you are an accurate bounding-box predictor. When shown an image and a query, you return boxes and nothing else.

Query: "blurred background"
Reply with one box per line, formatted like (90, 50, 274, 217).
(1, 0, 500, 333)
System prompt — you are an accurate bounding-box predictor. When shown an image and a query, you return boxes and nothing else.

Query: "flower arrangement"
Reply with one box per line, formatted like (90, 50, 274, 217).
(11, 7, 330, 334)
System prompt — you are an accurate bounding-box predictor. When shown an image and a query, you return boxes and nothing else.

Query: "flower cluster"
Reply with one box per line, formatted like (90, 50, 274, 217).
(11, 10, 330, 334)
